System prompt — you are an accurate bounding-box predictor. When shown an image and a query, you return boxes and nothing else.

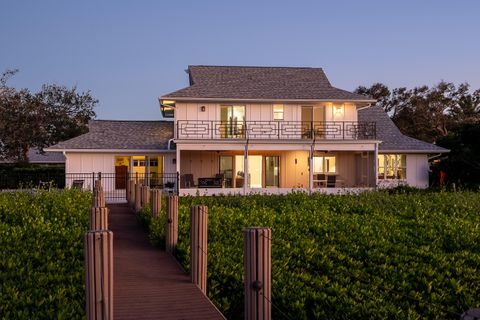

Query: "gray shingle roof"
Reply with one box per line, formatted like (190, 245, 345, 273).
(0, 148, 65, 164)
(162, 65, 374, 101)
(47, 120, 174, 150)
(358, 106, 449, 153)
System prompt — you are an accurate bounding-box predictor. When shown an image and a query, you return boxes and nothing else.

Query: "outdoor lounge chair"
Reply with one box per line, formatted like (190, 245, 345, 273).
(326, 175, 336, 188)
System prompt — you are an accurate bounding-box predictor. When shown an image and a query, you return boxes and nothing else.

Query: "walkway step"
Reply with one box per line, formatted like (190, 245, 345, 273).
(109, 203, 224, 320)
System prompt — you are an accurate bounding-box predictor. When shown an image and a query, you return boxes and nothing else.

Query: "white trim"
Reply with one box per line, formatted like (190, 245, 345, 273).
(379, 149, 449, 154)
(45, 149, 175, 153)
(160, 96, 376, 104)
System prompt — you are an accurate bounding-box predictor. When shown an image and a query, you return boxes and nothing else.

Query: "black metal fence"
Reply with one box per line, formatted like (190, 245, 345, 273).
(0, 172, 179, 202)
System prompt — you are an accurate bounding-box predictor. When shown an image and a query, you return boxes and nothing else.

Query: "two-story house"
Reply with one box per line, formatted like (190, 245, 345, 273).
(48, 65, 448, 199)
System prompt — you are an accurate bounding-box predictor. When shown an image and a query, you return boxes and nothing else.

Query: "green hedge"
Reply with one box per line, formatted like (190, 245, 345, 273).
(0, 165, 65, 189)
(0, 189, 91, 319)
(143, 191, 480, 319)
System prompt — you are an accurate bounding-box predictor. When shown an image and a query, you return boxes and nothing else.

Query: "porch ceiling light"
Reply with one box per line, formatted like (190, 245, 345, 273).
(334, 104, 344, 116)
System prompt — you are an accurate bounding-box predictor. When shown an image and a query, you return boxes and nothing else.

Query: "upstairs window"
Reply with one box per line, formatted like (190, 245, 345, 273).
(160, 100, 175, 118)
(378, 154, 406, 179)
(273, 104, 284, 120)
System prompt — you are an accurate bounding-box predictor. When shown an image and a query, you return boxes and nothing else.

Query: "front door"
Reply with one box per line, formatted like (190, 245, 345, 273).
(115, 165, 128, 189)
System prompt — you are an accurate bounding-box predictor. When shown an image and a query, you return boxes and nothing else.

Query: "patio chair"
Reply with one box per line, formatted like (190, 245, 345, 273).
(180, 174, 195, 188)
(326, 175, 336, 188)
(72, 180, 84, 189)
(314, 174, 326, 188)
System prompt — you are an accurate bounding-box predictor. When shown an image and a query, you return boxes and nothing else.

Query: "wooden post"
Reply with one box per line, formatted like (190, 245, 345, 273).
(134, 183, 142, 212)
(128, 180, 135, 207)
(141, 185, 150, 207)
(151, 189, 162, 218)
(126, 175, 130, 201)
(190, 205, 208, 294)
(93, 180, 105, 208)
(244, 227, 271, 320)
(84, 230, 113, 320)
(166, 195, 178, 253)
(90, 207, 109, 230)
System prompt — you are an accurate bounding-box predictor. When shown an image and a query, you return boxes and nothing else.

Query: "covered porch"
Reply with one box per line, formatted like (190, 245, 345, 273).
(177, 145, 377, 196)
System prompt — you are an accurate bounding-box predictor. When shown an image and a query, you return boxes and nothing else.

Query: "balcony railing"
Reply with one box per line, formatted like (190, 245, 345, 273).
(176, 120, 376, 140)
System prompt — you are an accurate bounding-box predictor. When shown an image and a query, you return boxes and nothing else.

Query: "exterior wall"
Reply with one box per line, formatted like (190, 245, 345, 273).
(175, 102, 358, 123)
(66, 152, 115, 173)
(180, 151, 219, 178)
(163, 153, 176, 174)
(406, 154, 429, 188)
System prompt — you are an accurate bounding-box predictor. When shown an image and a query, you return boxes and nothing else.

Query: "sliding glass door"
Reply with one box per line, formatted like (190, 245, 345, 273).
(265, 156, 279, 187)
(220, 105, 245, 138)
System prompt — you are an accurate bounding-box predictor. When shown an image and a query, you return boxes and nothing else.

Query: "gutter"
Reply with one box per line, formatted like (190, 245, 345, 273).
(159, 96, 377, 104)
(45, 148, 176, 153)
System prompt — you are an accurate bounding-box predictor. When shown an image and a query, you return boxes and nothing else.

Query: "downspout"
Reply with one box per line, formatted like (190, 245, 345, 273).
(309, 133, 315, 194)
(428, 153, 442, 161)
(357, 103, 372, 112)
(168, 138, 175, 150)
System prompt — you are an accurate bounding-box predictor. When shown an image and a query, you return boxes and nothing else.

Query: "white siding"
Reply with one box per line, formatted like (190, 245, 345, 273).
(66, 153, 115, 173)
(175, 102, 359, 122)
(406, 154, 429, 188)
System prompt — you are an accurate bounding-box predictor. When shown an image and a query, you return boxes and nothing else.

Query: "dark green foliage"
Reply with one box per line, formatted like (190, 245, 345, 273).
(436, 123, 480, 189)
(0, 164, 66, 189)
(0, 69, 97, 163)
(0, 189, 91, 319)
(156, 192, 480, 320)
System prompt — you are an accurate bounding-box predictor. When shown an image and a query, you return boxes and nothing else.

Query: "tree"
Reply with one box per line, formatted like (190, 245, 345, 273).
(0, 70, 97, 163)
(435, 123, 480, 188)
(355, 82, 480, 143)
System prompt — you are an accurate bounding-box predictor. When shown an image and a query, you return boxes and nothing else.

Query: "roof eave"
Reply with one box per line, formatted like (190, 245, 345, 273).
(379, 149, 450, 154)
(159, 96, 376, 104)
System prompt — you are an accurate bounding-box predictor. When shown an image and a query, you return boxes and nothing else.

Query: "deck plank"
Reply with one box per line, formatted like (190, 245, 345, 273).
(109, 203, 225, 320)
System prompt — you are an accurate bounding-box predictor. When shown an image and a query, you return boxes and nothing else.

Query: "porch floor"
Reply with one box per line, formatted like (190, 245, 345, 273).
(108, 203, 224, 319)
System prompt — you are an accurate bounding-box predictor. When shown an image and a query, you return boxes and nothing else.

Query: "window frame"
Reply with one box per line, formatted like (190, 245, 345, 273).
(313, 155, 336, 174)
(378, 154, 407, 180)
(273, 104, 284, 121)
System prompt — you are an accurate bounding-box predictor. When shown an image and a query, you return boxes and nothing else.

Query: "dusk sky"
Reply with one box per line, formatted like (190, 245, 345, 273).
(1, 0, 479, 120)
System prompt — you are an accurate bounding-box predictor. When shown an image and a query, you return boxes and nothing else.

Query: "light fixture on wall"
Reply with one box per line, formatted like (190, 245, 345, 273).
(200, 105, 206, 112)
(334, 105, 344, 117)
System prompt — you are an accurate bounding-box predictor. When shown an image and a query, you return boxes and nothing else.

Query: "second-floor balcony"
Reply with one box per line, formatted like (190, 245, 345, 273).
(176, 120, 376, 141)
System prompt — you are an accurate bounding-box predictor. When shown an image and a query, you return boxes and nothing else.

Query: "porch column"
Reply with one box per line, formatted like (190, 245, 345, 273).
(243, 144, 248, 195)
(309, 145, 314, 192)
(374, 143, 379, 189)
(176, 147, 181, 190)
(145, 155, 150, 187)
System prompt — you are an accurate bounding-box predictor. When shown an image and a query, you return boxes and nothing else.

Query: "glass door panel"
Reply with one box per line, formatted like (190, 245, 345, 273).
(221, 105, 245, 138)
(301, 106, 313, 139)
(248, 155, 263, 188)
(219, 156, 233, 187)
(265, 156, 279, 187)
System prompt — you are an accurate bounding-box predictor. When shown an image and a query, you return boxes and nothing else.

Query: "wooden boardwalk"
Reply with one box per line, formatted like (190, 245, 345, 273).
(109, 203, 225, 320)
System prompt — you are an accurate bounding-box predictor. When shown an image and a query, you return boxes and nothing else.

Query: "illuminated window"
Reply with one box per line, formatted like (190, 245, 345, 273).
(160, 100, 175, 118)
(313, 156, 336, 173)
(273, 104, 284, 120)
(378, 154, 406, 179)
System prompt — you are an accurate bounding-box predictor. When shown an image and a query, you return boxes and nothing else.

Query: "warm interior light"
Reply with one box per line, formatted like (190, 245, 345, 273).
(160, 100, 175, 118)
(334, 105, 344, 116)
